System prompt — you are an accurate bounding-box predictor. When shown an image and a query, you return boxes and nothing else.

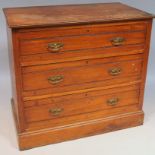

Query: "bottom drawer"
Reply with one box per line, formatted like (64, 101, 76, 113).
(26, 104, 140, 131)
(24, 84, 140, 125)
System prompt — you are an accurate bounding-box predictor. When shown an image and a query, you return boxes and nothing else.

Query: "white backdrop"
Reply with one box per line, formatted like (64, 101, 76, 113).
(0, 0, 155, 154)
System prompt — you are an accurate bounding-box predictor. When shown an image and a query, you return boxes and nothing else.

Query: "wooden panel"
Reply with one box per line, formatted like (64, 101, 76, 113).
(3, 3, 153, 28)
(7, 29, 26, 132)
(18, 21, 147, 36)
(138, 20, 153, 109)
(26, 104, 140, 131)
(19, 111, 144, 150)
(20, 31, 145, 55)
(24, 84, 140, 123)
(22, 55, 143, 99)
(19, 21, 147, 66)
(22, 57, 142, 91)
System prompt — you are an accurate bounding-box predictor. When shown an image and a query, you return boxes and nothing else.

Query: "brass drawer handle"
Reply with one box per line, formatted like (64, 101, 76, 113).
(109, 68, 121, 76)
(48, 42, 64, 52)
(107, 98, 119, 106)
(48, 75, 64, 84)
(111, 37, 125, 46)
(49, 108, 63, 116)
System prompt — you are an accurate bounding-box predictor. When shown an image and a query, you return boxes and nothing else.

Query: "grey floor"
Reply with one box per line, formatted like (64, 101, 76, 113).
(0, 0, 155, 154)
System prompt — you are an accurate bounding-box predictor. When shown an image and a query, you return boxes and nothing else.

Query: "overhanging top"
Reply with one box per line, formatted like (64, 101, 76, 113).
(3, 2, 154, 28)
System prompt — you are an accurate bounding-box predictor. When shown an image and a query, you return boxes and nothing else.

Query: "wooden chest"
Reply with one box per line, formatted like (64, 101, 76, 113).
(3, 3, 154, 150)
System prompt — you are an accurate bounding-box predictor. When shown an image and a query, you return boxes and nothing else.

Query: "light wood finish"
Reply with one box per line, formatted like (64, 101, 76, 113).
(22, 57, 142, 91)
(19, 26, 145, 55)
(25, 85, 139, 123)
(3, 3, 153, 28)
(4, 3, 153, 150)
(19, 21, 146, 66)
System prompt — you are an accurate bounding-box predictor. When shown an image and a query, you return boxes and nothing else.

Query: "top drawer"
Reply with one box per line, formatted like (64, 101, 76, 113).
(18, 22, 146, 56)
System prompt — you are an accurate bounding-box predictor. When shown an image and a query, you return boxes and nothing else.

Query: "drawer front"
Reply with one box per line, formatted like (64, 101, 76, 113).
(24, 85, 140, 123)
(27, 104, 140, 131)
(19, 22, 146, 56)
(20, 31, 145, 55)
(22, 57, 142, 91)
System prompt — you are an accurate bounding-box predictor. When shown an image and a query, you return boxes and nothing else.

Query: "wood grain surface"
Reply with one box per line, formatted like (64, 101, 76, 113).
(22, 58, 142, 91)
(4, 2, 153, 150)
(3, 3, 153, 28)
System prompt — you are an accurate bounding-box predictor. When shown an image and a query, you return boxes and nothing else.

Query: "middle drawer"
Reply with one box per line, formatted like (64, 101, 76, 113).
(22, 55, 143, 91)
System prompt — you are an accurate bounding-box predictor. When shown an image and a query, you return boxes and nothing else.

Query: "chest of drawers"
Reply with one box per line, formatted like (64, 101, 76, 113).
(3, 3, 154, 150)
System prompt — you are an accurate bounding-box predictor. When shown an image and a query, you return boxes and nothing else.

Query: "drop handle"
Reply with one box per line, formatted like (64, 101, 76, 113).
(111, 37, 125, 46)
(49, 108, 63, 116)
(48, 42, 64, 52)
(107, 98, 119, 106)
(48, 75, 64, 84)
(109, 67, 122, 76)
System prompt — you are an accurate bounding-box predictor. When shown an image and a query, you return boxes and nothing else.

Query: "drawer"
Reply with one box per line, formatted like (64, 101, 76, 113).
(24, 84, 140, 123)
(27, 104, 140, 131)
(19, 22, 146, 57)
(22, 56, 143, 91)
(20, 32, 145, 56)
